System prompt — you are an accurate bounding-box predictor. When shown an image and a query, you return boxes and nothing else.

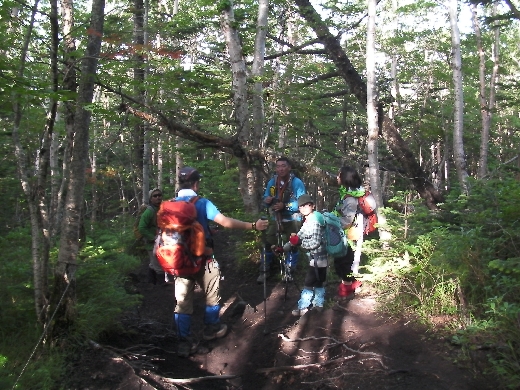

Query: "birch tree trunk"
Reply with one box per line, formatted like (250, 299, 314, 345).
(366, 0, 389, 241)
(294, 0, 443, 209)
(134, 0, 148, 203)
(175, 137, 183, 192)
(33, 0, 61, 320)
(389, 0, 400, 120)
(50, 0, 105, 337)
(473, 3, 499, 179)
(221, 2, 250, 144)
(448, 0, 469, 193)
(90, 118, 99, 225)
(221, 0, 264, 213)
(10, 0, 52, 320)
(366, 0, 382, 207)
(157, 137, 163, 190)
(251, 0, 268, 148)
(54, 0, 77, 237)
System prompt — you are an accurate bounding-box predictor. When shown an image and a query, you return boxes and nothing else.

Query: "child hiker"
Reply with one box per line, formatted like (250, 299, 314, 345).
(284, 194, 328, 316)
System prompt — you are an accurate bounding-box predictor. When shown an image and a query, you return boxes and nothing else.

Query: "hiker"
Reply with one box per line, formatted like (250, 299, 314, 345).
(138, 188, 168, 285)
(257, 157, 307, 283)
(283, 194, 328, 316)
(173, 166, 269, 357)
(334, 166, 376, 298)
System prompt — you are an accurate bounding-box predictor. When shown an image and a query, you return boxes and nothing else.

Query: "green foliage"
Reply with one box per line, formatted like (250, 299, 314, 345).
(0, 228, 64, 389)
(0, 222, 141, 389)
(72, 227, 141, 341)
(367, 177, 520, 388)
(367, 232, 460, 323)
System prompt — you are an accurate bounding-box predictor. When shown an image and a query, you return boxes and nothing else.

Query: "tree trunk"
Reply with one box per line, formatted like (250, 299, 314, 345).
(10, 0, 52, 321)
(50, 0, 105, 338)
(448, 0, 469, 194)
(293, 0, 443, 209)
(251, 0, 268, 148)
(134, 0, 147, 203)
(366, 0, 390, 241)
(90, 122, 99, 225)
(55, 0, 77, 237)
(473, 3, 499, 179)
(33, 0, 60, 321)
(175, 137, 182, 193)
(366, 0, 382, 208)
(221, 0, 264, 213)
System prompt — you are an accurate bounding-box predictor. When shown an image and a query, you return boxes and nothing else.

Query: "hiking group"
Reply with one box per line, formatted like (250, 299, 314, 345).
(136, 158, 377, 357)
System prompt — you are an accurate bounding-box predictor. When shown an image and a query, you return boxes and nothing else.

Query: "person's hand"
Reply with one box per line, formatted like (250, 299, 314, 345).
(271, 201, 285, 212)
(264, 196, 274, 205)
(271, 245, 284, 255)
(289, 233, 300, 246)
(255, 218, 269, 231)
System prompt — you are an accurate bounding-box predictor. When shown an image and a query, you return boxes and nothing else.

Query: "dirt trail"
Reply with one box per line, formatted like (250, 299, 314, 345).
(64, 230, 493, 390)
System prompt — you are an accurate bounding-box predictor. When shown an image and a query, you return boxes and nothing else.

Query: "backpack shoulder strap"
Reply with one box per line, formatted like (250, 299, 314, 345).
(314, 211, 325, 226)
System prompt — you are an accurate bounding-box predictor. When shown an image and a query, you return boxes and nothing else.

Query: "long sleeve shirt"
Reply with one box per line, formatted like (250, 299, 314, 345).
(263, 174, 306, 222)
(138, 204, 160, 250)
(296, 211, 328, 267)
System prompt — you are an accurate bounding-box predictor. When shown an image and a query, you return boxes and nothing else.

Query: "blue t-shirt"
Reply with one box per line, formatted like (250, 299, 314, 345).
(176, 189, 219, 239)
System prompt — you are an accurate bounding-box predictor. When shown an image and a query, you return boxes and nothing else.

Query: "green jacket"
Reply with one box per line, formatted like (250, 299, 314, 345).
(138, 204, 159, 250)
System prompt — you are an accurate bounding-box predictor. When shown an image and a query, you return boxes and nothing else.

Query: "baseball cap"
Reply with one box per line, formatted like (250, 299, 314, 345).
(178, 166, 202, 183)
(297, 194, 314, 207)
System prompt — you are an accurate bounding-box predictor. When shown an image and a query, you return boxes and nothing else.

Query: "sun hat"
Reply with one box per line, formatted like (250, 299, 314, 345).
(297, 194, 314, 207)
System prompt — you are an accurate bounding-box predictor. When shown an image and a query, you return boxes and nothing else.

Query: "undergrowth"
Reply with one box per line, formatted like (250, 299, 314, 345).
(365, 177, 520, 389)
(0, 221, 141, 390)
(3, 169, 520, 389)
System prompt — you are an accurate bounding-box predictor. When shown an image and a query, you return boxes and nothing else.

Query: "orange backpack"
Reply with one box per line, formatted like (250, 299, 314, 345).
(154, 197, 208, 276)
(344, 192, 378, 239)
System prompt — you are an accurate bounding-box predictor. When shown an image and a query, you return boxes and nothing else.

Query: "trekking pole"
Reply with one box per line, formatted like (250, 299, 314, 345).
(260, 215, 269, 335)
(273, 211, 289, 301)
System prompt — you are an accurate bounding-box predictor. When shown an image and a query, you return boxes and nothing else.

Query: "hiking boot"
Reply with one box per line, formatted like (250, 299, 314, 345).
(177, 336, 198, 358)
(337, 283, 354, 301)
(351, 280, 363, 293)
(203, 323, 228, 341)
(291, 308, 309, 317)
(256, 271, 270, 284)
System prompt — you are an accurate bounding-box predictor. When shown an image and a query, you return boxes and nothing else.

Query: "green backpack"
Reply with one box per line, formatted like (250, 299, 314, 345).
(319, 211, 348, 257)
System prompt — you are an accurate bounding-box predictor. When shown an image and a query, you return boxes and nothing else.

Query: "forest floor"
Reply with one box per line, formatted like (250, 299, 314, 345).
(63, 229, 496, 390)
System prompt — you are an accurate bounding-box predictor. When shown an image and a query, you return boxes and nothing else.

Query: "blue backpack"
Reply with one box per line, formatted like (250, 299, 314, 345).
(319, 211, 348, 257)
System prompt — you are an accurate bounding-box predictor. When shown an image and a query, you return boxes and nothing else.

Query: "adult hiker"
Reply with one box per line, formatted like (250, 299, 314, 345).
(173, 166, 269, 358)
(283, 194, 328, 316)
(138, 188, 168, 285)
(257, 157, 307, 283)
(333, 166, 377, 299)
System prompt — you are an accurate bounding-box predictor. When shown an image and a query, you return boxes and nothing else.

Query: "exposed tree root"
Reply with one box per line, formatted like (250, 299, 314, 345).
(258, 333, 389, 374)
(255, 355, 356, 373)
(163, 375, 238, 384)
